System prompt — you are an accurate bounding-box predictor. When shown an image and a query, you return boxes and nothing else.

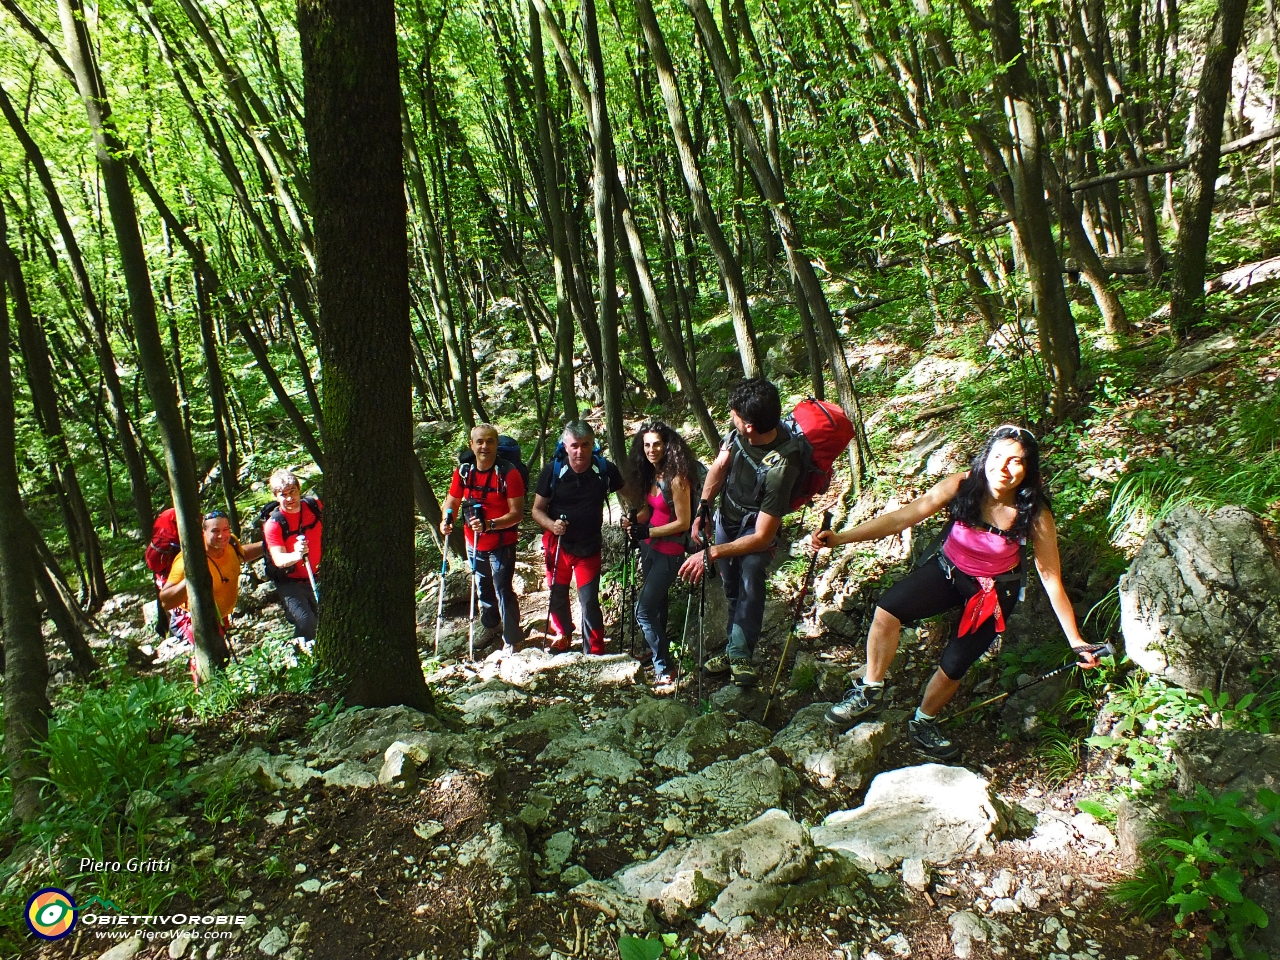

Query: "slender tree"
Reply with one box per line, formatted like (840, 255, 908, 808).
(0, 202, 49, 825)
(55, 0, 226, 676)
(1169, 0, 1250, 336)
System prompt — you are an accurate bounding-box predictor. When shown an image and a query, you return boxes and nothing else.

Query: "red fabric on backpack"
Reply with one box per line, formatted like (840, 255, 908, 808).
(145, 507, 181, 578)
(785, 398, 855, 512)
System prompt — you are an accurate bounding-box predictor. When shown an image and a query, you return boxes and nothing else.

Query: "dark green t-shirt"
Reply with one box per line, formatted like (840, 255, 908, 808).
(719, 430, 800, 530)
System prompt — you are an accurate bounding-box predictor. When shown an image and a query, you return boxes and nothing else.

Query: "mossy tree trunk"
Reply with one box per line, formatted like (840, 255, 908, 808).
(298, 0, 433, 711)
(0, 204, 50, 825)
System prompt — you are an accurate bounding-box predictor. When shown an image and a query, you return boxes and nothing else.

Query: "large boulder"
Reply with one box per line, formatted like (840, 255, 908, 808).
(656, 751, 793, 827)
(812, 764, 1011, 868)
(1173, 729, 1280, 806)
(769, 704, 896, 789)
(612, 809, 814, 922)
(1119, 506, 1280, 697)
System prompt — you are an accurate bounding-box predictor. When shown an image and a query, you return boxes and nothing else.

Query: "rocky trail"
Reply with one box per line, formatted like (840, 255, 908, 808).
(25, 524, 1171, 960)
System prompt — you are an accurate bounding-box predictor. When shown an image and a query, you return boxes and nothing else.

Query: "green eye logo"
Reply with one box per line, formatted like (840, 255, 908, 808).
(26, 888, 78, 940)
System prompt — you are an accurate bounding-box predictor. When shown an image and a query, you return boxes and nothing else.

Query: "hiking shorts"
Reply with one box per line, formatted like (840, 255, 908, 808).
(876, 556, 1020, 680)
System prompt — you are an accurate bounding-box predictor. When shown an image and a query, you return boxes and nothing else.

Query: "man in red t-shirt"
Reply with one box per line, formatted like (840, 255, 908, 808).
(263, 468, 323, 642)
(441, 424, 526, 653)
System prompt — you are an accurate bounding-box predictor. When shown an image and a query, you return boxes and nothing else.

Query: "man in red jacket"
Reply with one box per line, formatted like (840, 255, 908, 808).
(441, 424, 526, 653)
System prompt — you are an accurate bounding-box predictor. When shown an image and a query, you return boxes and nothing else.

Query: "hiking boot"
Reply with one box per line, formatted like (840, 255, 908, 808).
(548, 635, 571, 654)
(824, 680, 885, 730)
(652, 672, 677, 688)
(908, 717, 961, 761)
(587, 639, 608, 655)
(729, 658, 757, 687)
(703, 654, 730, 676)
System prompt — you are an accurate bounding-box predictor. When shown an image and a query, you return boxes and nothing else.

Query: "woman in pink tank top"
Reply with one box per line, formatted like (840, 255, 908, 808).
(622, 422, 697, 687)
(809, 425, 1098, 762)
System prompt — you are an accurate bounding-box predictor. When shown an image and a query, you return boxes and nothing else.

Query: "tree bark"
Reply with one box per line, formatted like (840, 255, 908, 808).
(686, 0, 869, 482)
(1, 231, 109, 608)
(988, 0, 1080, 415)
(298, 0, 432, 711)
(57, 0, 226, 675)
(0, 213, 49, 825)
(529, 2, 579, 421)
(1169, 0, 1249, 336)
(633, 0, 760, 379)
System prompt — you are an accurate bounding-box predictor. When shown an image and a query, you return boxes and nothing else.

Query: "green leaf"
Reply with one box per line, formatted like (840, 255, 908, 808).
(1076, 799, 1113, 820)
(618, 936, 664, 960)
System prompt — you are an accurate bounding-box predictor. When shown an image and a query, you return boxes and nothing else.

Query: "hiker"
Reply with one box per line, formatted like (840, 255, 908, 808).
(620, 421, 698, 686)
(262, 469, 323, 642)
(532, 421, 625, 654)
(440, 423, 527, 654)
(813, 424, 1099, 761)
(679, 378, 801, 687)
(159, 510, 264, 653)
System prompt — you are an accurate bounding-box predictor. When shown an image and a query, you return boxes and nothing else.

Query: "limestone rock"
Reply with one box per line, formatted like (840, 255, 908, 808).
(568, 880, 655, 931)
(709, 877, 782, 921)
(613, 809, 814, 921)
(257, 927, 289, 957)
(1156, 330, 1238, 383)
(378, 741, 428, 792)
(948, 911, 1009, 959)
(812, 764, 1010, 868)
(320, 760, 378, 789)
(455, 821, 530, 904)
(543, 831, 574, 874)
(656, 751, 791, 824)
(654, 713, 731, 773)
(1119, 505, 1280, 697)
(770, 703, 895, 789)
(97, 939, 144, 960)
(901, 858, 928, 891)
(308, 705, 441, 765)
(1173, 729, 1280, 806)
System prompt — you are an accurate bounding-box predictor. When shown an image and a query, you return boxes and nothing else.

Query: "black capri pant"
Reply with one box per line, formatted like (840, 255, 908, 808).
(876, 556, 1021, 680)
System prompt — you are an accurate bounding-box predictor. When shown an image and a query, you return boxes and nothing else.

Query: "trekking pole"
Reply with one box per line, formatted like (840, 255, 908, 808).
(545, 514, 567, 645)
(696, 499, 713, 707)
(763, 510, 833, 723)
(466, 503, 484, 663)
(677, 579, 693, 693)
(298, 533, 320, 603)
(433, 509, 453, 657)
(626, 507, 639, 655)
(946, 642, 1115, 722)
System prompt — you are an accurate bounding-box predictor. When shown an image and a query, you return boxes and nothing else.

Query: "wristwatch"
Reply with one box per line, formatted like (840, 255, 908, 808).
(485, 519, 495, 533)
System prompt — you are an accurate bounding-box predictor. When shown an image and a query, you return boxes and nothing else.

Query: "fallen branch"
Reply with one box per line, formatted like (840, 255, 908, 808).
(1070, 126, 1280, 192)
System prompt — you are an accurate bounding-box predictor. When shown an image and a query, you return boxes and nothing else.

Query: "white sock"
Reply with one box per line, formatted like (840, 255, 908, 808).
(862, 679, 883, 689)
(914, 707, 935, 722)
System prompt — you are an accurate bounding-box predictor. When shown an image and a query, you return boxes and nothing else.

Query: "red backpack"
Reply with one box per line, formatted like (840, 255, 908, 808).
(784, 398, 856, 512)
(144, 507, 181, 578)
(728, 398, 855, 516)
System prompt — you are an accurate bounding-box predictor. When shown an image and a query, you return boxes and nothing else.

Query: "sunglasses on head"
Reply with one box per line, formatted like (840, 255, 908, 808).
(204, 510, 229, 521)
(994, 424, 1035, 441)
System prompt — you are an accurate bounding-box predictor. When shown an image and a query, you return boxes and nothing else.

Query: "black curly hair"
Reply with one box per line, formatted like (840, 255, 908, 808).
(625, 421, 696, 508)
(949, 424, 1049, 538)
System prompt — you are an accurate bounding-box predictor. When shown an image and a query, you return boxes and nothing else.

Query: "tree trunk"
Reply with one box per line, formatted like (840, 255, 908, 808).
(1, 232, 109, 608)
(0, 82, 153, 537)
(0, 216, 49, 825)
(988, 0, 1080, 416)
(402, 98, 475, 431)
(298, 0, 432, 711)
(634, 0, 760, 380)
(529, 2, 579, 421)
(1170, 0, 1249, 336)
(686, 0, 869, 483)
(580, 0, 626, 461)
(57, 0, 226, 676)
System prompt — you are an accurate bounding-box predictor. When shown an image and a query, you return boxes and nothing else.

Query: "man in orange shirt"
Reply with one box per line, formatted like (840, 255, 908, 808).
(160, 510, 264, 661)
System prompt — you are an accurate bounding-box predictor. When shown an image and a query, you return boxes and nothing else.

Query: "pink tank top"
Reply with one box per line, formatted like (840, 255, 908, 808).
(943, 521, 1022, 578)
(647, 490, 685, 555)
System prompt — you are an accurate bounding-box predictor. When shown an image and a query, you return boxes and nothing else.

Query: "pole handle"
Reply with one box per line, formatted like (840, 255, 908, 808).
(820, 510, 833, 533)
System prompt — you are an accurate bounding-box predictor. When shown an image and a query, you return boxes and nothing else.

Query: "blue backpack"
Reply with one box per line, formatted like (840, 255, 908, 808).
(547, 440, 610, 495)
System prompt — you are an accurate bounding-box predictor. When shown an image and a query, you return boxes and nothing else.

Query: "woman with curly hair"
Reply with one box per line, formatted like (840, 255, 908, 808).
(812, 425, 1098, 760)
(622, 421, 696, 687)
